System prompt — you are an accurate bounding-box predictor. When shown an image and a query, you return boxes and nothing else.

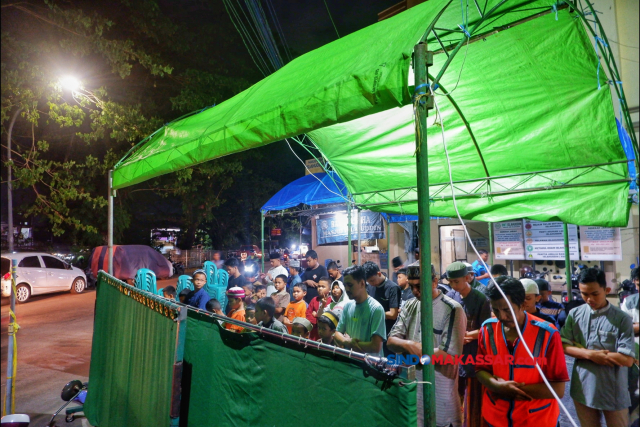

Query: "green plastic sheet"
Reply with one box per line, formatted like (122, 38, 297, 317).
(84, 274, 178, 427)
(112, 0, 631, 226)
(182, 311, 416, 426)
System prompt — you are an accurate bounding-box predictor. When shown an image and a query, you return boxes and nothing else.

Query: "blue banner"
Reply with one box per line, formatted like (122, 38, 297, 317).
(317, 211, 385, 245)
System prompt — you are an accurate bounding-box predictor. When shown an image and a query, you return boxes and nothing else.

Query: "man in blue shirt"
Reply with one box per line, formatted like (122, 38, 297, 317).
(471, 250, 491, 287)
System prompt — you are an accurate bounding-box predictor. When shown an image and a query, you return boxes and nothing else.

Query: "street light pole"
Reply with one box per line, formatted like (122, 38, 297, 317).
(7, 108, 21, 253)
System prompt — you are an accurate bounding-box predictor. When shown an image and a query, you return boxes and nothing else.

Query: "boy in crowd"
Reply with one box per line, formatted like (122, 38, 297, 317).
(178, 288, 191, 304)
(306, 276, 332, 341)
(223, 286, 246, 333)
(464, 263, 484, 291)
(446, 261, 492, 427)
(535, 279, 564, 325)
(490, 264, 508, 278)
(255, 297, 288, 333)
(271, 274, 290, 323)
(388, 264, 466, 427)
(224, 257, 248, 290)
(185, 270, 210, 310)
(363, 261, 400, 356)
(253, 285, 267, 303)
(620, 267, 638, 339)
(242, 283, 254, 306)
(334, 265, 386, 357)
(245, 304, 256, 325)
(300, 250, 328, 304)
(317, 311, 339, 345)
(205, 298, 223, 316)
(288, 260, 302, 300)
(396, 268, 414, 308)
(327, 261, 342, 282)
(521, 278, 558, 327)
(284, 283, 308, 334)
(391, 256, 404, 283)
(292, 317, 313, 338)
(472, 250, 491, 286)
(162, 285, 177, 300)
(476, 278, 569, 427)
(561, 268, 635, 427)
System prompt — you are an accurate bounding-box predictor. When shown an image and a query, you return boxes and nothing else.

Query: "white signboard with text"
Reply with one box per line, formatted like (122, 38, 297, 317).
(493, 221, 525, 260)
(523, 220, 579, 260)
(579, 226, 622, 261)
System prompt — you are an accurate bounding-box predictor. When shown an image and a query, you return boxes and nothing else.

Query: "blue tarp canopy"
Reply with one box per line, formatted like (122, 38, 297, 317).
(260, 172, 348, 213)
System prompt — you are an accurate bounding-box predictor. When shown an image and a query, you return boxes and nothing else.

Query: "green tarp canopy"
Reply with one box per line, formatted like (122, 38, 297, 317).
(112, 0, 634, 227)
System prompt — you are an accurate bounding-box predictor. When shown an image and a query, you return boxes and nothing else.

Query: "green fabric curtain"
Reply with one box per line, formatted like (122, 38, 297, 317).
(182, 311, 416, 426)
(84, 274, 179, 427)
(112, 0, 632, 227)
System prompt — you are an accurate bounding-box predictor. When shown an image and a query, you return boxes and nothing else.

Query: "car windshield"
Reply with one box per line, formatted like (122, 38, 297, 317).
(1, 257, 9, 276)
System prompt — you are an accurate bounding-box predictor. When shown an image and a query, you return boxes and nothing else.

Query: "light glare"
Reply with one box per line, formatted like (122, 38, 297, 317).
(60, 76, 81, 92)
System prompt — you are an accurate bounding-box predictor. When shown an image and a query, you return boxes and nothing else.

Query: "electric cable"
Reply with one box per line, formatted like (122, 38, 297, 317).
(285, 138, 351, 203)
(323, 0, 341, 39)
(430, 90, 580, 427)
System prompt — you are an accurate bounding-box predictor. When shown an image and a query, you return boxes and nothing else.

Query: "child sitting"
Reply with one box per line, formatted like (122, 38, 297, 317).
(291, 317, 313, 338)
(178, 289, 191, 304)
(223, 286, 246, 333)
(162, 285, 177, 300)
(245, 304, 257, 325)
(205, 298, 223, 316)
(317, 311, 339, 345)
(254, 297, 288, 333)
(283, 283, 307, 334)
(185, 270, 210, 310)
(306, 276, 332, 341)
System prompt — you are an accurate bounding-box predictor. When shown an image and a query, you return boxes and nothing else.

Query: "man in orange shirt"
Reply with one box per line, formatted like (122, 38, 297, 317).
(224, 286, 246, 333)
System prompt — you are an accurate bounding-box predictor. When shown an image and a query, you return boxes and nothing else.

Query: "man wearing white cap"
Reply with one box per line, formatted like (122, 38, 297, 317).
(521, 278, 558, 327)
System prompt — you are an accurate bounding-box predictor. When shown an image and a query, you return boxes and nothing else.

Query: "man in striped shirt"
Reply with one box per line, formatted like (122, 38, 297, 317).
(388, 265, 467, 427)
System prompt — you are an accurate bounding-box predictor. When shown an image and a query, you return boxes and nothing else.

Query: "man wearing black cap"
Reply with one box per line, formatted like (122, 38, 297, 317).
(536, 278, 564, 325)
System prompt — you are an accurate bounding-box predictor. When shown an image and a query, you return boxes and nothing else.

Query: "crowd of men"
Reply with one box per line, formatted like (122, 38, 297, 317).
(173, 249, 639, 427)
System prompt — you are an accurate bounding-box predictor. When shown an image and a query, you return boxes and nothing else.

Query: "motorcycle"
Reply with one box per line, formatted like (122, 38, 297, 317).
(168, 254, 185, 277)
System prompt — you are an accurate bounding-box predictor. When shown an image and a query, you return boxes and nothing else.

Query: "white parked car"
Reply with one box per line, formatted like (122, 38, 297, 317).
(1, 252, 87, 303)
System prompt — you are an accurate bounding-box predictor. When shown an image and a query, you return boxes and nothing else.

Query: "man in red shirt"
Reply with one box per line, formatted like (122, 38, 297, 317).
(475, 277, 569, 427)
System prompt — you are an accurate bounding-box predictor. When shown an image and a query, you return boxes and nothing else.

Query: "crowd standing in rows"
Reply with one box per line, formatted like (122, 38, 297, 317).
(178, 249, 639, 427)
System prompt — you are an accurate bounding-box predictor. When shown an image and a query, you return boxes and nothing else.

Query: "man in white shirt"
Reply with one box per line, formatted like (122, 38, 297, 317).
(260, 252, 288, 296)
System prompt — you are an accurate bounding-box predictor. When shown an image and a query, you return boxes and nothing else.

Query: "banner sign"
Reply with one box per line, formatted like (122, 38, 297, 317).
(317, 211, 384, 245)
(523, 220, 579, 260)
(493, 221, 525, 260)
(579, 226, 622, 261)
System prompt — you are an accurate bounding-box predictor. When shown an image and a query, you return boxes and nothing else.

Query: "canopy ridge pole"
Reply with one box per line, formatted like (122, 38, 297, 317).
(431, 0, 508, 88)
(108, 170, 114, 275)
(488, 222, 494, 264)
(347, 202, 352, 266)
(570, 0, 639, 154)
(428, 74, 489, 177)
(472, 0, 484, 18)
(563, 223, 573, 302)
(357, 208, 361, 265)
(261, 212, 265, 273)
(414, 41, 436, 427)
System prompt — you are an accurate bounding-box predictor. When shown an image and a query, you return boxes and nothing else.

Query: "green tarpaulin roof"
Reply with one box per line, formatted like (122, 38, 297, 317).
(112, 0, 633, 227)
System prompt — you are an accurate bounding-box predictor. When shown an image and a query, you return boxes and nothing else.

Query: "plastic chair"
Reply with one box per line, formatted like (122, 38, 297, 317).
(134, 269, 156, 293)
(176, 275, 194, 297)
(203, 260, 229, 309)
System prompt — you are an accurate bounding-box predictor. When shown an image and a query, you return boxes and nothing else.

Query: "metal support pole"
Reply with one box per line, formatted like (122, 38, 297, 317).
(414, 42, 436, 427)
(488, 222, 494, 265)
(387, 219, 392, 276)
(563, 223, 573, 302)
(357, 209, 361, 265)
(261, 213, 265, 273)
(347, 203, 353, 265)
(108, 170, 114, 275)
(510, 260, 514, 277)
(7, 108, 21, 253)
(4, 259, 17, 415)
